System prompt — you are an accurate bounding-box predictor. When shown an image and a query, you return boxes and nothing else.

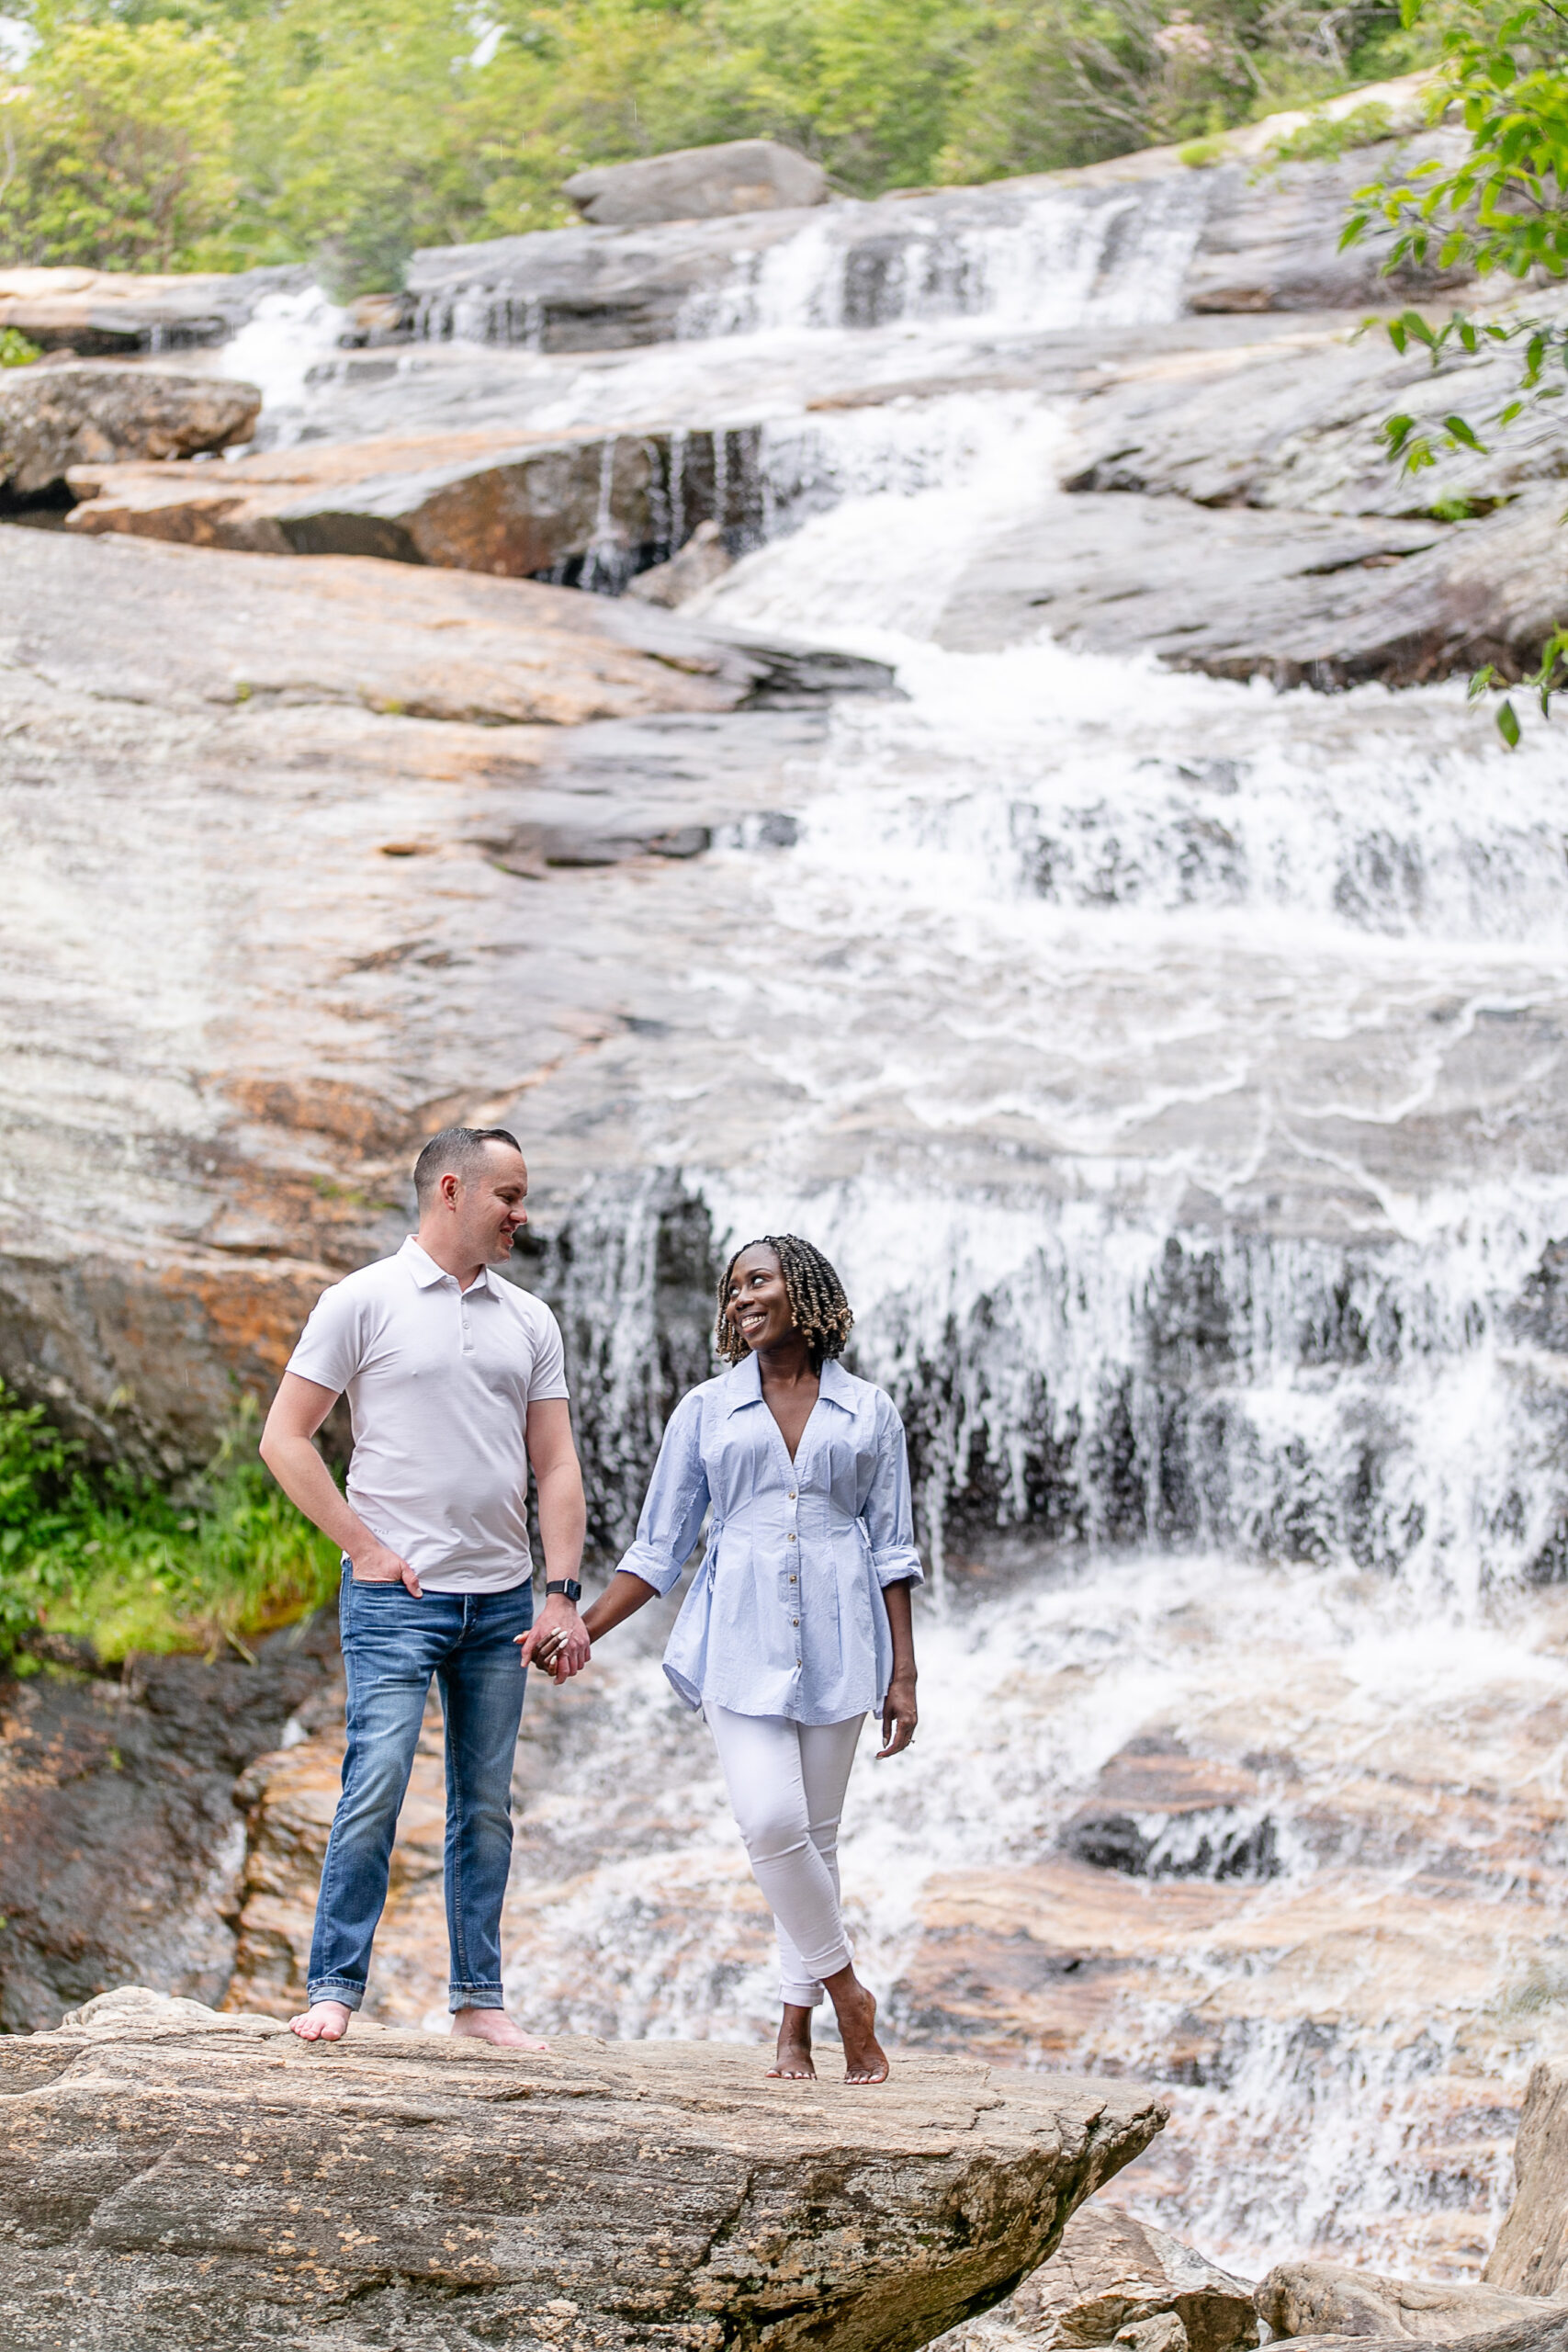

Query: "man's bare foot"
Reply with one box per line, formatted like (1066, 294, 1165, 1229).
(767, 2004, 817, 2079)
(451, 2007, 548, 2051)
(289, 1999, 352, 2042)
(832, 1982, 888, 2084)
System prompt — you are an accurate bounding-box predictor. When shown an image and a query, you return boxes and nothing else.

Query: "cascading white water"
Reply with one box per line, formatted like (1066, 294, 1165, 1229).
(493, 359, 1568, 2279)
(254, 187, 1568, 2282)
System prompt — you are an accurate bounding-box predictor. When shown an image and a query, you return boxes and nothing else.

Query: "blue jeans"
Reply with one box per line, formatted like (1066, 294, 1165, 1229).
(307, 1567, 534, 2013)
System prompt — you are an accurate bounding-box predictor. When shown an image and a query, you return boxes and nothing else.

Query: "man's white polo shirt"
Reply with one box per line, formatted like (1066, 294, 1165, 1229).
(287, 1236, 570, 1594)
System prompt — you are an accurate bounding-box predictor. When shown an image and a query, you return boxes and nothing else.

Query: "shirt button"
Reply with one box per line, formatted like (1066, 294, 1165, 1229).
(785, 1532, 795, 1543)
(788, 1574, 796, 1583)
(788, 1491, 796, 1500)
(792, 1617, 799, 1626)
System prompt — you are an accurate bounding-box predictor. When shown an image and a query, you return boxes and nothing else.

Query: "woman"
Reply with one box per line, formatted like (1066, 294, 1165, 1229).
(573, 1234, 920, 2084)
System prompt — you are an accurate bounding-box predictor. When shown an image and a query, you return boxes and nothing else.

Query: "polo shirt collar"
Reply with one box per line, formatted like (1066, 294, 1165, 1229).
(400, 1236, 493, 1294)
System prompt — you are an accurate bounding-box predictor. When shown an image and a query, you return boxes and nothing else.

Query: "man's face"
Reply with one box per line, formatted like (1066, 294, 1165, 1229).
(450, 1144, 530, 1264)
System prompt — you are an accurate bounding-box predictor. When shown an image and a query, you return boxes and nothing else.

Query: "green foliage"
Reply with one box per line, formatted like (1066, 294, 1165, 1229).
(0, 0, 1434, 287)
(1348, 2, 1568, 745)
(0, 18, 238, 270)
(0, 1385, 339, 1665)
(0, 327, 39, 364)
(1344, 0, 1568, 278)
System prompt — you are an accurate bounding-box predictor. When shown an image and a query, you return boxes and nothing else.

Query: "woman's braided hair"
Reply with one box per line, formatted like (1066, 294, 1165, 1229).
(715, 1234, 854, 1368)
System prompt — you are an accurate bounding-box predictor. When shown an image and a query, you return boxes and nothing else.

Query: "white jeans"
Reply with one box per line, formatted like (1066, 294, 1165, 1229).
(705, 1705, 864, 2007)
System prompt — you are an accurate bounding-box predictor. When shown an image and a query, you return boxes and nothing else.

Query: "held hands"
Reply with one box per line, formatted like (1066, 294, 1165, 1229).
(349, 1539, 423, 1597)
(877, 1670, 918, 1758)
(516, 1595, 591, 1683)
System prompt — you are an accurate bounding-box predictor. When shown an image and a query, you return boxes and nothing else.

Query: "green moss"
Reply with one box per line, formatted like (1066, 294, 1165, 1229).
(0, 1385, 339, 1666)
(1177, 134, 1231, 167)
(1259, 99, 1395, 169)
(0, 329, 40, 368)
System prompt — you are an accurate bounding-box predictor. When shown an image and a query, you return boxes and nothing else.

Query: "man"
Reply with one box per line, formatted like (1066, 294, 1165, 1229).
(259, 1125, 589, 2047)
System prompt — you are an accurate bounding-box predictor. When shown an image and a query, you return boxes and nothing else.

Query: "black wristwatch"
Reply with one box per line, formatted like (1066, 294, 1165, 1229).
(545, 1578, 582, 1603)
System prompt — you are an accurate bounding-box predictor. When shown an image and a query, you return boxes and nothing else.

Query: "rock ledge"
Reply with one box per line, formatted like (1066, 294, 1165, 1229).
(0, 1986, 1167, 2352)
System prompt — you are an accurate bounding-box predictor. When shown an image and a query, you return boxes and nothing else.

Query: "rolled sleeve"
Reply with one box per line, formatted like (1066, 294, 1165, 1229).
(616, 1391, 711, 1598)
(864, 1403, 925, 1589)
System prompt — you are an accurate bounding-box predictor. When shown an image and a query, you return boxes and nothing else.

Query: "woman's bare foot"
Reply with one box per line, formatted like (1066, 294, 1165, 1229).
(289, 2000, 352, 2042)
(828, 1975, 888, 2084)
(451, 2007, 549, 2051)
(767, 2003, 818, 2079)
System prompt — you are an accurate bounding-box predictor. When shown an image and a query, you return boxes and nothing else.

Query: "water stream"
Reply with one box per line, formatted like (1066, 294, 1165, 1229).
(232, 208, 1568, 2280)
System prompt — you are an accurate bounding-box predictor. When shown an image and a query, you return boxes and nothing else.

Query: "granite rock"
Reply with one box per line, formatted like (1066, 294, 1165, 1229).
(0, 361, 259, 499)
(934, 485, 1568, 687)
(0, 1988, 1168, 2352)
(1258, 2265, 1557, 2342)
(933, 2205, 1258, 2352)
(1487, 2063, 1568, 2295)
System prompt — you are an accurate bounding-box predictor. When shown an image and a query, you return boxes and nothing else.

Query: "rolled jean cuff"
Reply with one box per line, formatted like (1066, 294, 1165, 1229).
(450, 1982, 505, 2013)
(306, 1978, 366, 2011)
(780, 1979, 828, 2007)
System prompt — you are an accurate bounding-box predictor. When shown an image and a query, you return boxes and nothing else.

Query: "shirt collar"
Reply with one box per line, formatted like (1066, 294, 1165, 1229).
(400, 1236, 492, 1295)
(721, 1352, 856, 1412)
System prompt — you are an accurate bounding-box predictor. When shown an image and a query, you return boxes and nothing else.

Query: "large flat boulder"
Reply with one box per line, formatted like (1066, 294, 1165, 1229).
(0, 1985, 1167, 2352)
(65, 419, 764, 582)
(1259, 2264, 1557, 2342)
(1488, 2063, 1568, 2293)
(564, 137, 829, 225)
(935, 2205, 1257, 2352)
(0, 361, 259, 499)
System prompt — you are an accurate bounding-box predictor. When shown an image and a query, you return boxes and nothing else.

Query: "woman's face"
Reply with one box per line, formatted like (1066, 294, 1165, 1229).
(726, 1245, 795, 1353)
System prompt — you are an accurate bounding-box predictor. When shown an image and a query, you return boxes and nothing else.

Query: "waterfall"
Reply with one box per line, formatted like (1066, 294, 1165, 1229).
(254, 161, 1568, 2284)
(495, 384, 1568, 2278)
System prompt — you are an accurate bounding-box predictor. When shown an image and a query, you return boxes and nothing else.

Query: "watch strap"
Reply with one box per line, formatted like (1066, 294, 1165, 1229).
(545, 1578, 582, 1602)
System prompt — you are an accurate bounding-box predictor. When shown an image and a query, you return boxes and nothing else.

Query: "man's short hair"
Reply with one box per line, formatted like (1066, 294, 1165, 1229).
(413, 1126, 523, 1210)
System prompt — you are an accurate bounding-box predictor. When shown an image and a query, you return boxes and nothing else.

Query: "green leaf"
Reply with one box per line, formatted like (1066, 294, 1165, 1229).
(1497, 698, 1521, 747)
(1442, 413, 1488, 450)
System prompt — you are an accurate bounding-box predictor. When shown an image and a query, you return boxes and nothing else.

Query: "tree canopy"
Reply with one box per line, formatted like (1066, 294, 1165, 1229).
(0, 0, 1427, 291)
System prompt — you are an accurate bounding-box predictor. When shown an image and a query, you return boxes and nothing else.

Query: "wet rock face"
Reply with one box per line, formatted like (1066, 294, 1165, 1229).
(0, 526, 889, 1477)
(0, 1620, 339, 2032)
(0, 363, 259, 502)
(564, 138, 829, 226)
(935, 2206, 1258, 2352)
(0, 1988, 1167, 2352)
(1258, 2263, 1555, 2343)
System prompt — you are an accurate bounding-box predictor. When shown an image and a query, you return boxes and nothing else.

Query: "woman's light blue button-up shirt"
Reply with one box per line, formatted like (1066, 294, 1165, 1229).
(617, 1353, 925, 1724)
